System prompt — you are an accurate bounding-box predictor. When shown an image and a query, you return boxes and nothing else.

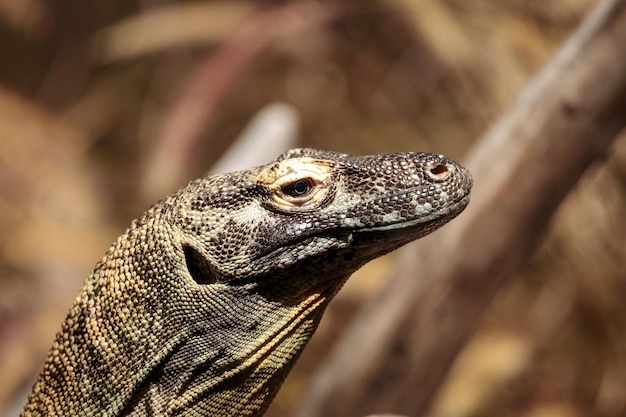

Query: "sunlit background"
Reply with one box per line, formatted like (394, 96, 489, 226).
(1, 1, 624, 416)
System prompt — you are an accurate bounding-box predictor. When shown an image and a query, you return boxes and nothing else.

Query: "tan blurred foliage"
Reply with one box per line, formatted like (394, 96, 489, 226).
(0, 0, 623, 416)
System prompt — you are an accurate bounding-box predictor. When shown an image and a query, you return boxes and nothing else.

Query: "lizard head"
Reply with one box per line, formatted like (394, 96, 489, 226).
(172, 148, 472, 296)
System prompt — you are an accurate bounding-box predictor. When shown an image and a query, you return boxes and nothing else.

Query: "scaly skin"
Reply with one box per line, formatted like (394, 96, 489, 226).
(23, 148, 472, 417)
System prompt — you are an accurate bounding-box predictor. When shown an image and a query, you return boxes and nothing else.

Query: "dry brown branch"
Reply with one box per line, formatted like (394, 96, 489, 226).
(294, 1, 626, 416)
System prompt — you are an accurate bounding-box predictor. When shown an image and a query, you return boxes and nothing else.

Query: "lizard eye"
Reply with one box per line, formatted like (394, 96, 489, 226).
(257, 158, 333, 209)
(274, 175, 327, 208)
(281, 178, 313, 197)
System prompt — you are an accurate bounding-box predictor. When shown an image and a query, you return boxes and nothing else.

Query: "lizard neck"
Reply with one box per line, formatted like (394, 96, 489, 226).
(25, 218, 348, 417)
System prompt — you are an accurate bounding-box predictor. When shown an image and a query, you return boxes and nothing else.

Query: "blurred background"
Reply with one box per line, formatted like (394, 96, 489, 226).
(0, 0, 624, 416)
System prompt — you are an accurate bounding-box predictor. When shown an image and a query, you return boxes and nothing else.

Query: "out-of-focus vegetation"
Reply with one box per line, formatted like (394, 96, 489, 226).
(0, 1, 624, 416)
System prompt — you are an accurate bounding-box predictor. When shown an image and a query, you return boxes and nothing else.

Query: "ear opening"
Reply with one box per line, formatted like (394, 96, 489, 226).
(183, 245, 218, 285)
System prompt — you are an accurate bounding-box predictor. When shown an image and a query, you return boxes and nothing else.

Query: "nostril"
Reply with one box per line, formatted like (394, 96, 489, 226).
(429, 164, 449, 179)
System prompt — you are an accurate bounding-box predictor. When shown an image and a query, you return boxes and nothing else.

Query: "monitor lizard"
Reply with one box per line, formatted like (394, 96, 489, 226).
(22, 148, 472, 417)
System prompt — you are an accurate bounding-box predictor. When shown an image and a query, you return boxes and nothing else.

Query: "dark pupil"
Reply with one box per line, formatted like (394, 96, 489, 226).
(285, 180, 310, 196)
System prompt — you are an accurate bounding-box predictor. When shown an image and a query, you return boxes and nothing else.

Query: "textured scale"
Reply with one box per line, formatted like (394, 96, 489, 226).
(22, 148, 473, 417)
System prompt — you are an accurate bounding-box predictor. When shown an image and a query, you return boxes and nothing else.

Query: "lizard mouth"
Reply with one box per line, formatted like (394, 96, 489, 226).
(354, 192, 471, 233)
(253, 231, 355, 268)
(253, 191, 470, 269)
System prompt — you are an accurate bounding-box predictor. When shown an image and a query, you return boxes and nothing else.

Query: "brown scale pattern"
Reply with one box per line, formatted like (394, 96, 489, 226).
(22, 148, 472, 417)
